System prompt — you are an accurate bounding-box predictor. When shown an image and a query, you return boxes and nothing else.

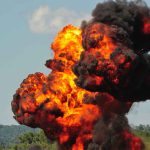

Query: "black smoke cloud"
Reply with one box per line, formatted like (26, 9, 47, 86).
(74, 0, 150, 103)
(82, 0, 150, 51)
(73, 0, 150, 149)
(87, 114, 145, 150)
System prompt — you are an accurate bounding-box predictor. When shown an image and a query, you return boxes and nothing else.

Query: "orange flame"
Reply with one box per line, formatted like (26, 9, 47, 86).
(82, 23, 118, 59)
(12, 25, 101, 150)
(143, 17, 150, 34)
(12, 23, 141, 150)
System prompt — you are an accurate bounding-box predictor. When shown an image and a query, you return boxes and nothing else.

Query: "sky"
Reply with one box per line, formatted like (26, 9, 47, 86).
(0, 0, 150, 125)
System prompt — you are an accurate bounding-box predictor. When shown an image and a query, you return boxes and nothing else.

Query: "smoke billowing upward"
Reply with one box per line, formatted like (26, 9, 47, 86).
(74, 0, 150, 103)
(82, 0, 150, 51)
(73, 0, 150, 149)
(12, 0, 150, 150)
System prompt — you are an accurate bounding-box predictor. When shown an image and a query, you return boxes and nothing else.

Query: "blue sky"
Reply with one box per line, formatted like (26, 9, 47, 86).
(0, 0, 150, 125)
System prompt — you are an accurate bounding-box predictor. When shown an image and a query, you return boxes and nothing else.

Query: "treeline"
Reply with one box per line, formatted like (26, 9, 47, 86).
(0, 125, 38, 147)
(133, 124, 150, 149)
(133, 124, 150, 138)
(135, 124, 150, 135)
(0, 130, 56, 150)
(0, 124, 150, 150)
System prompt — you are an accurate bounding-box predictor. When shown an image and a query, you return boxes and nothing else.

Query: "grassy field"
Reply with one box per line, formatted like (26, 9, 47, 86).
(143, 136, 150, 150)
(134, 130, 150, 150)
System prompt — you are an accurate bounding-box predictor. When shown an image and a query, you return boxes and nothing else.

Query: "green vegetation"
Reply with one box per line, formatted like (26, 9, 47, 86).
(0, 127, 56, 150)
(6, 130, 57, 150)
(0, 124, 150, 150)
(135, 131, 150, 150)
(133, 125, 150, 150)
(0, 125, 38, 147)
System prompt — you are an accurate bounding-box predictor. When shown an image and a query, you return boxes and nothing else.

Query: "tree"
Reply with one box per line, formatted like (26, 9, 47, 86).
(18, 130, 48, 144)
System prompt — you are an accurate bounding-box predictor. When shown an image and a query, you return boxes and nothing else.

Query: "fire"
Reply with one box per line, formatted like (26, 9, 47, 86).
(82, 23, 117, 59)
(51, 25, 84, 69)
(143, 17, 150, 34)
(12, 25, 100, 150)
(11, 23, 145, 150)
(122, 131, 144, 150)
(12, 1, 150, 149)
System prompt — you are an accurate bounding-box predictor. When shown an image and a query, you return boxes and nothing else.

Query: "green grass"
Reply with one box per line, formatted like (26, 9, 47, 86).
(134, 130, 150, 150)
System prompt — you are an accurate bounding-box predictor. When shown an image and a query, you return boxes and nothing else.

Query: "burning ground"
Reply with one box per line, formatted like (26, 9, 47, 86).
(12, 0, 150, 150)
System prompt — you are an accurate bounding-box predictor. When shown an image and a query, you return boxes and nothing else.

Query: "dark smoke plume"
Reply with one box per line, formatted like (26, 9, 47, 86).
(82, 0, 150, 51)
(73, 0, 150, 149)
(87, 115, 145, 150)
(74, 0, 150, 102)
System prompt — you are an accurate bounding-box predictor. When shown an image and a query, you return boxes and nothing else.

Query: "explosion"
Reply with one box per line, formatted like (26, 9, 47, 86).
(12, 0, 150, 150)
